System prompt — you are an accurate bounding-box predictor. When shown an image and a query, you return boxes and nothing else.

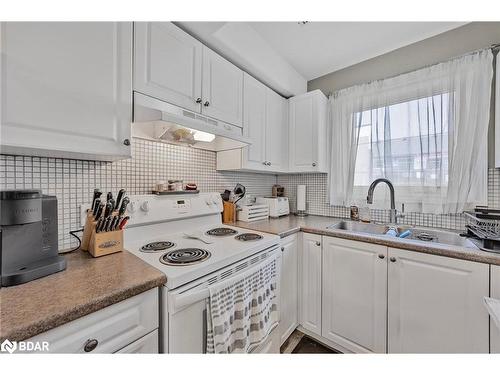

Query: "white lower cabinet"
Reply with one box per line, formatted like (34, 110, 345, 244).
(117, 330, 159, 353)
(491, 265, 500, 353)
(30, 288, 159, 353)
(322, 237, 387, 353)
(280, 234, 298, 344)
(299, 233, 322, 335)
(387, 248, 489, 353)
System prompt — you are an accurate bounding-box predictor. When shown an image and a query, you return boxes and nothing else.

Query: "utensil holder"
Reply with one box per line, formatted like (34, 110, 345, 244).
(88, 229, 124, 257)
(222, 201, 236, 224)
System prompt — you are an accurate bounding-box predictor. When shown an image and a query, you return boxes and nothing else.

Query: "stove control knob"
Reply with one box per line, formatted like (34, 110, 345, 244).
(128, 201, 137, 213)
(140, 201, 150, 212)
(205, 198, 212, 206)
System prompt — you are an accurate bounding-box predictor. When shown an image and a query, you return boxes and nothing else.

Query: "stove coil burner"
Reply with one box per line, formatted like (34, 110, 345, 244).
(160, 248, 211, 266)
(235, 233, 263, 242)
(140, 241, 176, 252)
(205, 227, 238, 237)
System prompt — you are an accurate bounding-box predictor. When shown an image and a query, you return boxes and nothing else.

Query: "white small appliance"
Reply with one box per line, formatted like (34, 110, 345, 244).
(123, 193, 281, 353)
(237, 204, 269, 222)
(256, 197, 290, 218)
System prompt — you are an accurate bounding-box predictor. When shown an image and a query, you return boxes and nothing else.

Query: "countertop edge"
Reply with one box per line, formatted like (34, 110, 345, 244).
(1, 272, 166, 342)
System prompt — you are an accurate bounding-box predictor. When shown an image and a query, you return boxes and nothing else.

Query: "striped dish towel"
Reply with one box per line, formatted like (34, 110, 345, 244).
(206, 255, 279, 354)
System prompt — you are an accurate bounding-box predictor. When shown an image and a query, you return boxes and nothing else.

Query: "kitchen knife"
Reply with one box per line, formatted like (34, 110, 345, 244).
(113, 216, 122, 230)
(91, 189, 102, 210)
(104, 201, 114, 218)
(119, 216, 130, 230)
(118, 197, 130, 216)
(110, 216, 119, 231)
(96, 218, 106, 233)
(92, 198, 101, 217)
(104, 217, 113, 232)
(115, 189, 126, 210)
(106, 191, 113, 203)
(94, 203, 105, 220)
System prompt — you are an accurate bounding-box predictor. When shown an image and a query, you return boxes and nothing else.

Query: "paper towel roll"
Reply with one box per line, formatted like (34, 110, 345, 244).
(297, 185, 306, 211)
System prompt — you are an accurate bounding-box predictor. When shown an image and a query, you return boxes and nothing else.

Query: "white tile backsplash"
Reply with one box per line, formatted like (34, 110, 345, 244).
(0, 139, 275, 250)
(1, 138, 499, 250)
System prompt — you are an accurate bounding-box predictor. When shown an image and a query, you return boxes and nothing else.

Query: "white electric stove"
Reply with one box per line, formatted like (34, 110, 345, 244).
(123, 193, 281, 353)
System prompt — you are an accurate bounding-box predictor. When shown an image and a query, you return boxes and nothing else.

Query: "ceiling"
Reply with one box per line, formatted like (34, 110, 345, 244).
(178, 22, 467, 96)
(248, 22, 467, 80)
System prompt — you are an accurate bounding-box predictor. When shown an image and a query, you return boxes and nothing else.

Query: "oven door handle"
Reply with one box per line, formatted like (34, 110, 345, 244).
(168, 288, 210, 313)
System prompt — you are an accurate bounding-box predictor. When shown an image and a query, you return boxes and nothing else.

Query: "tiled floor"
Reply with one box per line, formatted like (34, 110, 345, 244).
(280, 330, 341, 354)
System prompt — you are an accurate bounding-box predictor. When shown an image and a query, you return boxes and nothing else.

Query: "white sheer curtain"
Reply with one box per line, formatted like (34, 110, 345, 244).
(328, 49, 493, 214)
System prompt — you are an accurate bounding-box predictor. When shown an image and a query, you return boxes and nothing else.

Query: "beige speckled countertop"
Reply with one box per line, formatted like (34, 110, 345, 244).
(0, 250, 166, 342)
(234, 215, 500, 266)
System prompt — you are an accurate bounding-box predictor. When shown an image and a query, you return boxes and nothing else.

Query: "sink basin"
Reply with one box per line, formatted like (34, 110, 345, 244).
(327, 221, 391, 235)
(327, 221, 477, 248)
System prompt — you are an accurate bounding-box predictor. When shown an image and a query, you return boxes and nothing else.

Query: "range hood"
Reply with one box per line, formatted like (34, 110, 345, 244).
(132, 92, 251, 151)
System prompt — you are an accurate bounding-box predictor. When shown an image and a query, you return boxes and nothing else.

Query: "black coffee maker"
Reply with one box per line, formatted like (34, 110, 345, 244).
(0, 189, 66, 286)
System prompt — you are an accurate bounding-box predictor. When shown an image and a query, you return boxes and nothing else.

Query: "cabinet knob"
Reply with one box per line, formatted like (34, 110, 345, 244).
(281, 247, 285, 252)
(389, 257, 397, 263)
(312, 162, 317, 167)
(315, 241, 321, 246)
(196, 97, 202, 103)
(123, 139, 131, 146)
(204, 101, 210, 107)
(262, 161, 267, 165)
(378, 254, 385, 259)
(83, 338, 98, 352)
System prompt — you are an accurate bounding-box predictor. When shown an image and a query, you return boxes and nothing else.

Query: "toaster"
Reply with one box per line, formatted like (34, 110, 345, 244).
(256, 197, 290, 218)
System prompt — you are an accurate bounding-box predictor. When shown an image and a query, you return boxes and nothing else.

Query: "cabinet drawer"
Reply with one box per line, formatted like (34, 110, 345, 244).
(117, 330, 159, 353)
(30, 288, 159, 353)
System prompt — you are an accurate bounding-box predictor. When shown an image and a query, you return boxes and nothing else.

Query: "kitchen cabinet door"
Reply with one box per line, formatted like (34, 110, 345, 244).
(288, 90, 328, 173)
(491, 265, 500, 353)
(299, 233, 322, 335)
(201, 46, 243, 127)
(280, 234, 299, 345)
(289, 90, 328, 172)
(1, 22, 133, 161)
(117, 330, 159, 353)
(322, 237, 387, 353)
(241, 73, 267, 171)
(265, 88, 288, 172)
(387, 248, 489, 353)
(134, 22, 202, 112)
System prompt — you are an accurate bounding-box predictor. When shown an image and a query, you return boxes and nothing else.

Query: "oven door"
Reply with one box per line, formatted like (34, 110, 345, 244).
(166, 245, 281, 354)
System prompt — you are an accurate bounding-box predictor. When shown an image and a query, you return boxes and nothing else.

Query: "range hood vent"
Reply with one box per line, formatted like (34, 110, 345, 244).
(132, 92, 251, 152)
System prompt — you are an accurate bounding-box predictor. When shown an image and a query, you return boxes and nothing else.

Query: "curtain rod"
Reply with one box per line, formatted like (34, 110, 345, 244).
(327, 44, 499, 98)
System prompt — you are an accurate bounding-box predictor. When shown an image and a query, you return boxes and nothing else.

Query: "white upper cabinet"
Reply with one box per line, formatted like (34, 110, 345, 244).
(242, 73, 267, 170)
(0, 22, 133, 161)
(280, 234, 299, 345)
(299, 233, 322, 336)
(134, 22, 203, 112)
(265, 87, 288, 171)
(216, 74, 288, 173)
(201, 47, 243, 127)
(322, 237, 387, 353)
(288, 90, 328, 173)
(491, 265, 500, 353)
(387, 248, 489, 353)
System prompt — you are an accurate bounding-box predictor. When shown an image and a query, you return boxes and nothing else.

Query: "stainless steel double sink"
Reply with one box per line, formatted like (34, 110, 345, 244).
(327, 220, 478, 248)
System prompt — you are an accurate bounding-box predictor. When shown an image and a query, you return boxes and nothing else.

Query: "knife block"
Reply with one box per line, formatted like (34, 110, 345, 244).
(88, 229, 124, 257)
(81, 211, 97, 251)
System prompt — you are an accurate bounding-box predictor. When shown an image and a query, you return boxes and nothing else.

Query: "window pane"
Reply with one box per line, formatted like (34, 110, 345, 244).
(353, 93, 450, 188)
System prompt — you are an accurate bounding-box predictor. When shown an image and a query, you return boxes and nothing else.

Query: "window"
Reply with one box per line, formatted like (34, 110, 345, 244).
(354, 93, 450, 189)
